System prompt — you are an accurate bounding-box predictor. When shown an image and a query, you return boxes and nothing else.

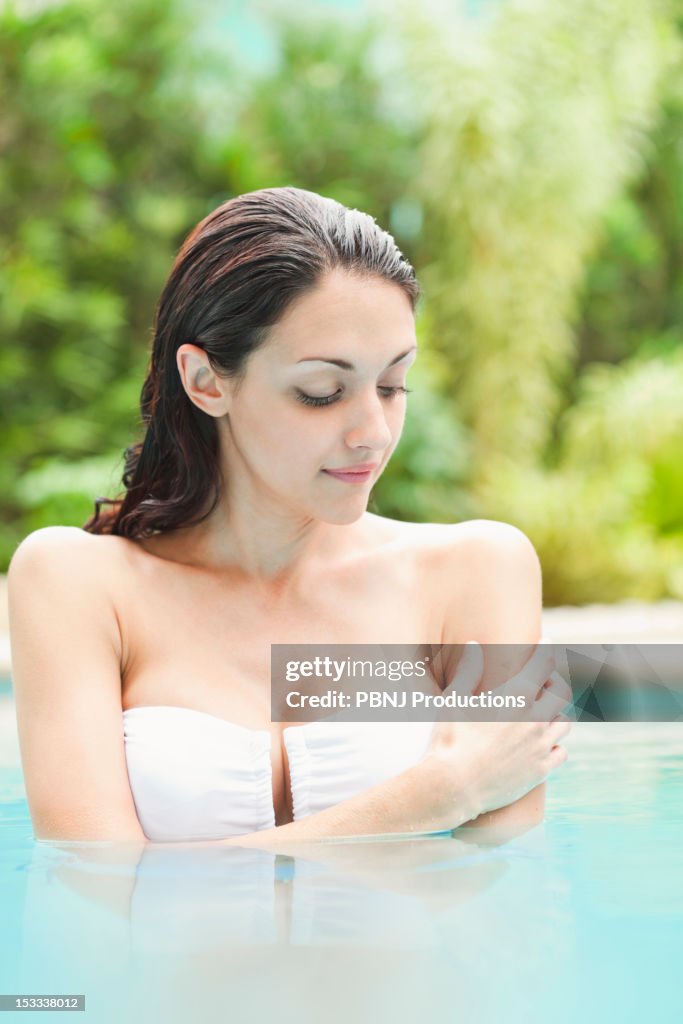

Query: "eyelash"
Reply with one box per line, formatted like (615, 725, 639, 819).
(295, 386, 413, 408)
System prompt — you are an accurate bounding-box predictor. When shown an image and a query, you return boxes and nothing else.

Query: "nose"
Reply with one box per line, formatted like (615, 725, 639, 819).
(342, 390, 394, 452)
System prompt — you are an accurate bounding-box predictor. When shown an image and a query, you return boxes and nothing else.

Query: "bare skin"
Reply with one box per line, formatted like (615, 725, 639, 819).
(117, 515, 450, 826)
(111, 514, 535, 829)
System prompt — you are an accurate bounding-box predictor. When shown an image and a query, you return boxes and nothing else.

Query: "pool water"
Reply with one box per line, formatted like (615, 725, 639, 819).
(1, 702, 681, 1024)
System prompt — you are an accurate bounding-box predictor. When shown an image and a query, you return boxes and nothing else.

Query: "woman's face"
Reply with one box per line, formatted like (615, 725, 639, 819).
(219, 269, 418, 525)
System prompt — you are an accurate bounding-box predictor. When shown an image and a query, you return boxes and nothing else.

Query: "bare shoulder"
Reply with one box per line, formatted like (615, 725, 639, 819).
(362, 512, 539, 563)
(8, 526, 126, 653)
(382, 516, 537, 568)
(360, 513, 541, 632)
(9, 524, 115, 573)
(441, 518, 541, 562)
(419, 518, 543, 645)
(8, 525, 131, 592)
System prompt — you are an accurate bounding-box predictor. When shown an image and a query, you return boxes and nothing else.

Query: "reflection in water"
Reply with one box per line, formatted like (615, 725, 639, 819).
(17, 824, 578, 1024)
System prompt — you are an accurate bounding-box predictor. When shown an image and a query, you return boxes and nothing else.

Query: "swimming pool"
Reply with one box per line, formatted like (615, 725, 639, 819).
(1, 685, 681, 1024)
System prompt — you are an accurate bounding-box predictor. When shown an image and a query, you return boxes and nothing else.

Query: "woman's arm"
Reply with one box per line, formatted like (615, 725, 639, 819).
(216, 754, 475, 851)
(436, 519, 552, 830)
(8, 527, 149, 842)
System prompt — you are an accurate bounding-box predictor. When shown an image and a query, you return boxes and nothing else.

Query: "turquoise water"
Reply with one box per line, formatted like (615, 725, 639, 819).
(1, 700, 681, 1023)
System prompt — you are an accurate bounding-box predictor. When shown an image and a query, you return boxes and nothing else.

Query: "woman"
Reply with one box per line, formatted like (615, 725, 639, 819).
(8, 186, 570, 849)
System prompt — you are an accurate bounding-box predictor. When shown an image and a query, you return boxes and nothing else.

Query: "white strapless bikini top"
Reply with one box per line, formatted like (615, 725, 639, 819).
(122, 706, 437, 842)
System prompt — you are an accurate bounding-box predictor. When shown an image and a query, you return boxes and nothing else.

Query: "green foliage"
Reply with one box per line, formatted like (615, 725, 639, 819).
(577, 68, 683, 368)
(0, 0, 225, 554)
(399, 0, 679, 470)
(222, 11, 423, 230)
(471, 349, 683, 603)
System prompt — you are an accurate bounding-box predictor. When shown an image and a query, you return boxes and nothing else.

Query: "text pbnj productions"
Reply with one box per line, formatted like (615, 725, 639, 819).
(285, 689, 526, 710)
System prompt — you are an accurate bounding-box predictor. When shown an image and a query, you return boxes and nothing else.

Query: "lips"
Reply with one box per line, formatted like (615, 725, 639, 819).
(322, 463, 378, 483)
(325, 463, 378, 473)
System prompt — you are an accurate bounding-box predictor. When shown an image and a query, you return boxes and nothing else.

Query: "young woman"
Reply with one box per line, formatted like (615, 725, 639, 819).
(8, 186, 570, 849)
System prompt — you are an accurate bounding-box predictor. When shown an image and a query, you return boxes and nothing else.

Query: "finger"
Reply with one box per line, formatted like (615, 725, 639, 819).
(536, 679, 569, 720)
(511, 642, 557, 701)
(532, 684, 569, 724)
(546, 719, 572, 744)
(541, 670, 572, 705)
(545, 745, 568, 773)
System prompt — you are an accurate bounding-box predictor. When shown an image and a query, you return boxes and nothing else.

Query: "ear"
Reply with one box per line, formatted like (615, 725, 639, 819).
(176, 344, 232, 417)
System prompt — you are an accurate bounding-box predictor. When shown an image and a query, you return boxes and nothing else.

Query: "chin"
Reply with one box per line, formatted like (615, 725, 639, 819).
(318, 501, 368, 526)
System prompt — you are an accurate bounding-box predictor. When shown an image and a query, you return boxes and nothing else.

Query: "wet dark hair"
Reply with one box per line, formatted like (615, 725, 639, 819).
(82, 186, 420, 538)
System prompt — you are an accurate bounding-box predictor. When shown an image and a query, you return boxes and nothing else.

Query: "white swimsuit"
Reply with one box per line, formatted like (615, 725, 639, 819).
(122, 706, 437, 842)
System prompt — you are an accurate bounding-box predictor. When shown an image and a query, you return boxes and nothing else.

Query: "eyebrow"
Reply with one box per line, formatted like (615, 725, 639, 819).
(295, 346, 417, 370)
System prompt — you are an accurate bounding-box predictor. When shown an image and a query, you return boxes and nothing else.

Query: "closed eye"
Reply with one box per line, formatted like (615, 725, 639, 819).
(295, 386, 412, 408)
